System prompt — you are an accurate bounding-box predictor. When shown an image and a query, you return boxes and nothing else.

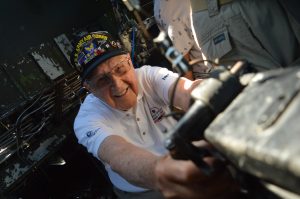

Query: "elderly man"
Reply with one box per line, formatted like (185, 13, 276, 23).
(71, 31, 238, 199)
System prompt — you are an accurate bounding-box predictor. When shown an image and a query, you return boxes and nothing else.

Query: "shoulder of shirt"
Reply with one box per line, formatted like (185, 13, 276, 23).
(135, 65, 161, 74)
(135, 65, 166, 71)
(135, 65, 174, 79)
(78, 94, 108, 116)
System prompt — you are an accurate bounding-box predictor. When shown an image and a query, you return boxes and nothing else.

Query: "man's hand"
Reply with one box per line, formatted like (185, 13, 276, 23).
(154, 154, 240, 199)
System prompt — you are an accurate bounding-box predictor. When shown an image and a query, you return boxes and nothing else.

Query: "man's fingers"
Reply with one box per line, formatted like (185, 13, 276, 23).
(155, 154, 241, 199)
(155, 155, 212, 183)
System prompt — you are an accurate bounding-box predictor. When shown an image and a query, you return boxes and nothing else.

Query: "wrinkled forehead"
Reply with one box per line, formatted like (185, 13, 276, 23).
(104, 54, 128, 68)
(88, 54, 129, 78)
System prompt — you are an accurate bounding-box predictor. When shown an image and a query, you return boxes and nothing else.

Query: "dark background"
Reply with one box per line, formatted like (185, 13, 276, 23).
(0, 0, 118, 63)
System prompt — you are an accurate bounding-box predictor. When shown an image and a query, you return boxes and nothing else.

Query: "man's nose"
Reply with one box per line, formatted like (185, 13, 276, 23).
(110, 74, 123, 87)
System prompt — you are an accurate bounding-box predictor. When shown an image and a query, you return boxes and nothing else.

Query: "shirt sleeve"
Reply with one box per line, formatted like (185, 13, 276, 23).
(73, 96, 114, 160)
(137, 66, 179, 104)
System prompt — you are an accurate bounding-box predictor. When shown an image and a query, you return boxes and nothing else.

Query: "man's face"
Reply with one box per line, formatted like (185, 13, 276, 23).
(85, 54, 138, 111)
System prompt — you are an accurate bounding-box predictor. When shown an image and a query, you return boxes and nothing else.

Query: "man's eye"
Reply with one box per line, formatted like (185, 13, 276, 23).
(97, 76, 109, 85)
(115, 66, 126, 74)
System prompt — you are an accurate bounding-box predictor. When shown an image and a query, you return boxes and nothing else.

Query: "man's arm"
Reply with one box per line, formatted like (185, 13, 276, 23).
(183, 53, 195, 80)
(98, 135, 160, 189)
(169, 77, 202, 111)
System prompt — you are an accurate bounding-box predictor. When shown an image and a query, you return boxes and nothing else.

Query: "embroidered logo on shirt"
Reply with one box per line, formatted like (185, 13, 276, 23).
(162, 74, 169, 80)
(86, 128, 100, 137)
(150, 107, 165, 123)
(213, 33, 226, 45)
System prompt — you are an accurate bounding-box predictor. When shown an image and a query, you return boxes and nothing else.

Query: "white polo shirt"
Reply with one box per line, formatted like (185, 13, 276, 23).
(74, 66, 179, 192)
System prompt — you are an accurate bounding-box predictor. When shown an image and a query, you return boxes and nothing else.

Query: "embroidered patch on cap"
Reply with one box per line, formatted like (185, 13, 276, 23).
(71, 31, 127, 81)
(72, 32, 121, 67)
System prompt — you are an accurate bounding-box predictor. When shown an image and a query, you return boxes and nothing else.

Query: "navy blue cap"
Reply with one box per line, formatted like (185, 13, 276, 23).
(71, 31, 128, 81)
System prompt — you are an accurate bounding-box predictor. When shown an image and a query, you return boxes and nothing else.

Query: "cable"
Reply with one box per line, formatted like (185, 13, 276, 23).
(15, 89, 46, 158)
(131, 24, 136, 67)
(189, 58, 218, 73)
(167, 75, 184, 120)
(167, 58, 221, 121)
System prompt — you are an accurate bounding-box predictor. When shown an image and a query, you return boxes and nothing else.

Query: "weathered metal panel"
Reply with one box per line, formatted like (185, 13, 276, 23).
(53, 34, 74, 66)
(0, 67, 25, 117)
(2, 57, 50, 98)
(31, 43, 73, 80)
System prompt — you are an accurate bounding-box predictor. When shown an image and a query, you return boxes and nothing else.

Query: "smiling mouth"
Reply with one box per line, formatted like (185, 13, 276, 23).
(114, 87, 129, 98)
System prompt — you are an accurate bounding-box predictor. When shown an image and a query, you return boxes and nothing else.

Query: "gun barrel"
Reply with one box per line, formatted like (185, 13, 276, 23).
(166, 61, 247, 170)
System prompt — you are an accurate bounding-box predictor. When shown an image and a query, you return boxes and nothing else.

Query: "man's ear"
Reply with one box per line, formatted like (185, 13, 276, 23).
(83, 81, 93, 93)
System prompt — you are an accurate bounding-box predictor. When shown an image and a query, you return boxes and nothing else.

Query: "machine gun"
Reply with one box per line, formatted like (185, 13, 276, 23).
(155, 34, 300, 198)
